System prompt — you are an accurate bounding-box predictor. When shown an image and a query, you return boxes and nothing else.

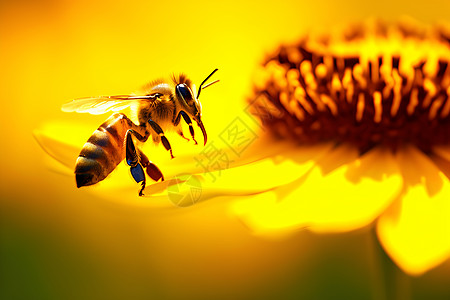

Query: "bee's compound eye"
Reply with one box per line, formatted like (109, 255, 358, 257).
(176, 84, 193, 103)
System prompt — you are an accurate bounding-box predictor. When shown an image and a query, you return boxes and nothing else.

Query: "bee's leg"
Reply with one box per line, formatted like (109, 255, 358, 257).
(177, 129, 190, 141)
(179, 111, 198, 145)
(174, 112, 190, 142)
(125, 130, 147, 196)
(138, 149, 164, 182)
(116, 113, 150, 142)
(148, 119, 174, 159)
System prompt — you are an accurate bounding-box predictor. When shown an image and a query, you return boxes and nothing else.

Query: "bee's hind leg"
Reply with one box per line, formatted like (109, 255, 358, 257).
(125, 130, 147, 196)
(125, 130, 165, 196)
(138, 150, 164, 182)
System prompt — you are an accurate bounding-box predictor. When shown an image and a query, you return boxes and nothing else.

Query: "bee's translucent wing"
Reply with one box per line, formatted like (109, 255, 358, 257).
(61, 95, 157, 115)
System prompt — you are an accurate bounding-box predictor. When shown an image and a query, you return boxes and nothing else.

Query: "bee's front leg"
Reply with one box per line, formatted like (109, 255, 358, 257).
(176, 129, 190, 142)
(178, 111, 198, 145)
(174, 112, 190, 142)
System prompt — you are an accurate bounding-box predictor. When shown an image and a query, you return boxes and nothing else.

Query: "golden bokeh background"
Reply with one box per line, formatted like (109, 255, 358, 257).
(1, 0, 450, 299)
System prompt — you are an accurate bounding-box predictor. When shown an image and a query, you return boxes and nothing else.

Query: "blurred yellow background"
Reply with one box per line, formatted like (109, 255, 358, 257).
(1, 0, 450, 299)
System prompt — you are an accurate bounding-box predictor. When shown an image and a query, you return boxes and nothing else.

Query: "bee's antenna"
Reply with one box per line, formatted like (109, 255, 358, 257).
(197, 68, 218, 99)
(201, 80, 220, 90)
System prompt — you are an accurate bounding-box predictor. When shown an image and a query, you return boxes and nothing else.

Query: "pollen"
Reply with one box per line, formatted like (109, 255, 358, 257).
(249, 20, 450, 153)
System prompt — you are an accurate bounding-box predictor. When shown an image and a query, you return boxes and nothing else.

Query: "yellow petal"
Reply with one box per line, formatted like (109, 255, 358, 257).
(231, 145, 403, 236)
(139, 142, 335, 206)
(176, 142, 335, 196)
(377, 145, 450, 276)
(33, 122, 84, 170)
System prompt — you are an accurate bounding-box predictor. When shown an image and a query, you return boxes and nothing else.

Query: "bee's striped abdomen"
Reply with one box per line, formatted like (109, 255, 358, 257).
(75, 113, 131, 188)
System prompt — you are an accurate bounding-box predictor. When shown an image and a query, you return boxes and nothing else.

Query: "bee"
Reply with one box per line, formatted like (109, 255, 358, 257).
(62, 69, 219, 196)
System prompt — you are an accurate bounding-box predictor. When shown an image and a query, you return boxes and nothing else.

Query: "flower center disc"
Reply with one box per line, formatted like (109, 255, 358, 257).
(250, 20, 450, 154)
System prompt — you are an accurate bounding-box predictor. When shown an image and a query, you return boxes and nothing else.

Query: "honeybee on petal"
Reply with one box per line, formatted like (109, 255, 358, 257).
(62, 69, 219, 196)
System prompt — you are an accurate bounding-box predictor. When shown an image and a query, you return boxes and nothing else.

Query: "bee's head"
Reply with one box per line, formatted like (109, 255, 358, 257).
(174, 69, 218, 145)
(175, 82, 202, 116)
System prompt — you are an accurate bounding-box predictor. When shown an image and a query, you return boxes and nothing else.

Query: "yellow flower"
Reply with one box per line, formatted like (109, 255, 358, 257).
(230, 19, 450, 276)
(35, 19, 450, 277)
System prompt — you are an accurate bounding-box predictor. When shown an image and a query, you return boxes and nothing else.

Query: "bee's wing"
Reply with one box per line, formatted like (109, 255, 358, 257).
(61, 95, 157, 115)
